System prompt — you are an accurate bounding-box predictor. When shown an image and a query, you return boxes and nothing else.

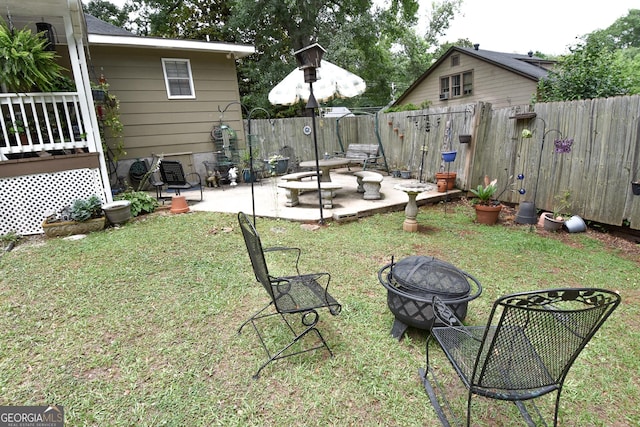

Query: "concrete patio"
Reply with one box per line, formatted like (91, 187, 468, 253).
(174, 168, 462, 222)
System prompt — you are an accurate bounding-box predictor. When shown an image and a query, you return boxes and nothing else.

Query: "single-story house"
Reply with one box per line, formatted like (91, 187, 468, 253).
(393, 45, 555, 109)
(0, 1, 254, 236)
(81, 14, 255, 181)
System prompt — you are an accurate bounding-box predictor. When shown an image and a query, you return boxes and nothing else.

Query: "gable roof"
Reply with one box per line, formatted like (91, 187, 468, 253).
(394, 46, 555, 105)
(85, 14, 135, 37)
(85, 14, 255, 58)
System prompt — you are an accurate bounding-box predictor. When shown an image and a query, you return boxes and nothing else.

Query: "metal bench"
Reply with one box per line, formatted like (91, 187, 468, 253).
(335, 143, 382, 170)
(277, 181, 342, 209)
(353, 171, 383, 200)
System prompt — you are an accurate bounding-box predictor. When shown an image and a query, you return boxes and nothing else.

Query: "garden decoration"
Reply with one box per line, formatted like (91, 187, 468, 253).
(228, 167, 238, 186)
(394, 182, 434, 232)
(42, 195, 106, 237)
(217, 102, 274, 226)
(411, 114, 437, 183)
(440, 120, 457, 163)
(513, 119, 574, 225)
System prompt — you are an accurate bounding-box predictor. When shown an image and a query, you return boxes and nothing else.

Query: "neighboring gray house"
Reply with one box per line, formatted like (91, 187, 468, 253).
(394, 45, 555, 109)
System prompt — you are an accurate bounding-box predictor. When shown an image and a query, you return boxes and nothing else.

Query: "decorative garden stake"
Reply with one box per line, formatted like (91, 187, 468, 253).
(553, 138, 574, 153)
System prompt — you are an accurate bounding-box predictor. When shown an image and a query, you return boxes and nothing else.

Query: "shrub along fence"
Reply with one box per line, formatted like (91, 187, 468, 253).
(248, 95, 640, 230)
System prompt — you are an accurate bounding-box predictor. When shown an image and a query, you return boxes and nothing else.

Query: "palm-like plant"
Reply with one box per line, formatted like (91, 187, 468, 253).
(0, 20, 65, 92)
(469, 177, 498, 205)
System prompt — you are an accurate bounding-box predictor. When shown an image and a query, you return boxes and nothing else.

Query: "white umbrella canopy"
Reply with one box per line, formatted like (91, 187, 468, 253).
(268, 60, 366, 106)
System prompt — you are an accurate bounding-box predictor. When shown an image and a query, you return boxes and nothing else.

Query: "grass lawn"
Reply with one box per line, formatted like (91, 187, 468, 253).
(1, 203, 638, 426)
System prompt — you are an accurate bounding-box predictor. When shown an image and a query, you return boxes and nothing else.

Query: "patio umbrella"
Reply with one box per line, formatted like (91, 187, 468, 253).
(268, 60, 366, 105)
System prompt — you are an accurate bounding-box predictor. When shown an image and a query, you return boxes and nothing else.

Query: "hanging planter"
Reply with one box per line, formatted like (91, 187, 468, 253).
(632, 181, 640, 196)
(459, 134, 471, 144)
(441, 150, 457, 162)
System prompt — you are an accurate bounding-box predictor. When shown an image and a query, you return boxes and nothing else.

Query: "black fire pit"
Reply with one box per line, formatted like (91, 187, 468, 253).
(378, 256, 482, 340)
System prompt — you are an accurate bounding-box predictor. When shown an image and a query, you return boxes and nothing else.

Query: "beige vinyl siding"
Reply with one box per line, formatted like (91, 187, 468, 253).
(400, 53, 539, 109)
(88, 46, 245, 160)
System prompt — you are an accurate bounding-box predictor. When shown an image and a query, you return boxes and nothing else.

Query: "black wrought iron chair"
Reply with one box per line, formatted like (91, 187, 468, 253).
(420, 288, 620, 427)
(159, 160, 203, 201)
(237, 212, 341, 378)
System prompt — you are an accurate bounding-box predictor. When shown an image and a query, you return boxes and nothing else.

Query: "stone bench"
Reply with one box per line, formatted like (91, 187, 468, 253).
(280, 171, 321, 181)
(277, 181, 342, 209)
(353, 171, 384, 200)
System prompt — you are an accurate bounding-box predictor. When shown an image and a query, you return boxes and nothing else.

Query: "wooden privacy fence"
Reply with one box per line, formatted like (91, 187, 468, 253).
(247, 95, 640, 230)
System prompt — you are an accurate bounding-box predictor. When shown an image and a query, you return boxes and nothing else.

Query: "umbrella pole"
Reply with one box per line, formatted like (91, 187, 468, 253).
(307, 85, 324, 224)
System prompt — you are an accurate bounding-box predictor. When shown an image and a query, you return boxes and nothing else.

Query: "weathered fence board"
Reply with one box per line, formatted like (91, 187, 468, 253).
(247, 95, 640, 229)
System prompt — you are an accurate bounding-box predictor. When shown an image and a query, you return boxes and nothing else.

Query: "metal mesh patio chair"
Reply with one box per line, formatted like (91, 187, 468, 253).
(237, 212, 341, 378)
(159, 160, 203, 201)
(419, 288, 620, 427)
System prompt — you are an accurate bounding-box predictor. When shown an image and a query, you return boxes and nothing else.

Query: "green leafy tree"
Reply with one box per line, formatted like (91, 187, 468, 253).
(81, 0, 463, 114)
(603, 9, 640, 49)
(126, 0, 233, 40)
(537, 31, 630, 101)
(83, 0, 131, 29)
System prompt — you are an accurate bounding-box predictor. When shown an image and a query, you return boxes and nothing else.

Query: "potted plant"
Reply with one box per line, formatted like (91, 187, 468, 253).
(42, 195, 106, 237)
(435, 171, 457, 192)
(241, 149, 260, 183)
(0, 20, 65, 93)
(265, 154, 289, 176)
(7, 118, 28, 144)
(469, 176, 501, 225)
(542, 190, 571, 232)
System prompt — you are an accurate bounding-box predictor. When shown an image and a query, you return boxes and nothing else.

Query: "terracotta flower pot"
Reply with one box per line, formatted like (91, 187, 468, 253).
(475, 204, 502, 225)
(435, 172, 456, 193)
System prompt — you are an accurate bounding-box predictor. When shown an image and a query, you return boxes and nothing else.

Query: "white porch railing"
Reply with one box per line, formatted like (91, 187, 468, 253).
(0, 92, 91, 161)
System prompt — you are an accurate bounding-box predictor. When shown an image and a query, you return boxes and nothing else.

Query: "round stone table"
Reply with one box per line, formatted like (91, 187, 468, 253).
(394, 182, 434, 232)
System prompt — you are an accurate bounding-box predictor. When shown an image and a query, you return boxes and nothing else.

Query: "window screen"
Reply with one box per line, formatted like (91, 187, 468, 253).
(161, 59, 195, 99)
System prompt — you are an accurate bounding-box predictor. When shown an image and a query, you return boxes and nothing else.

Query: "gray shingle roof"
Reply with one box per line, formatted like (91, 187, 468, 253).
(393, 46, 555, 105)
(85, 14, 136, 37)
(457, 47, 551, 79)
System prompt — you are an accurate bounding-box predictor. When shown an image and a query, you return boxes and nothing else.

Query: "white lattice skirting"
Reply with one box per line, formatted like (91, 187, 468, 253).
(0, 169, 105, 236)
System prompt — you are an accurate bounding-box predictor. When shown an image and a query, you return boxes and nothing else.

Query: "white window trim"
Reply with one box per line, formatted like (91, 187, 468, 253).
(161, 58, 196, 99)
